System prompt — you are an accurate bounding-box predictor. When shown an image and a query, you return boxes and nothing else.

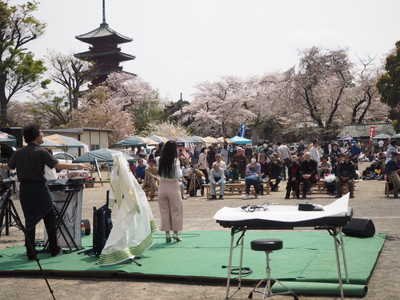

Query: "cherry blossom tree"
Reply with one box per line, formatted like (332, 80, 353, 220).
(286, 47, 353, 129)
(102, 72, 163, 133)
(182, 76, 256, 137)
(345, 57, 389, 124)
(147, 121, 189, 138)
(67, 86, 134, 145)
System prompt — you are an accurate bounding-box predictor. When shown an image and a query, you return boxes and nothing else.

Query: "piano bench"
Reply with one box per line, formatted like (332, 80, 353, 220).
(251, 239, 283, 252)
(249, 239, 298, 299)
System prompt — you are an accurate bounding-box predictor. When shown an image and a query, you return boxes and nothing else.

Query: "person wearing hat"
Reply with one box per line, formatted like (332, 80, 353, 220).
(385, 151, 400, 198)
(335, 152, 356, 198)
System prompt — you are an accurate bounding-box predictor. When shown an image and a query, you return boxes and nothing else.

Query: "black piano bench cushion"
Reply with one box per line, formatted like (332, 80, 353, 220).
(251, 239, 283, 252)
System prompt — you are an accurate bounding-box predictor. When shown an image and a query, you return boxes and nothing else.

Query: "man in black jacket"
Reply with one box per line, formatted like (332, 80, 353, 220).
(299, 152, 318, 199)
(335, 153, 356, 198)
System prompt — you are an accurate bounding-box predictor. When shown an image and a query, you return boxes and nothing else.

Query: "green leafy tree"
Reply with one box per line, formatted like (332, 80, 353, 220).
(0, 1, 47, 127)
(377, 41, 400, 131)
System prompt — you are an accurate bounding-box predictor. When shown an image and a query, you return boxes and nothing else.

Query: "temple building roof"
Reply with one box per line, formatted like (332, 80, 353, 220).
(74, 49, 135, 62)
(76, 22, 132, 45)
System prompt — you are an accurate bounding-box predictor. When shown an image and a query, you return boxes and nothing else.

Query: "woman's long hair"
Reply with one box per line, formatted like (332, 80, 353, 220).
(158, 140, 178, 178)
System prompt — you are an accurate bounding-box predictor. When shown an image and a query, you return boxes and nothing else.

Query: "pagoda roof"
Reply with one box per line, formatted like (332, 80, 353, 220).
(76, 22, 132, 44)
(74, 50, 135, 62)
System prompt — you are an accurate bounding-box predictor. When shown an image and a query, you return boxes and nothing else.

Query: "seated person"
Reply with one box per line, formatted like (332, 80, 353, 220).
(143, 159, 159, 201)
(209, 163, 226, 200)
(299, 152, 318, 199)
(335, 153, 356, 198)
(227, 162, 240, 183)
(385, 151, 400, 198)
(317, 155, 332, 178)
(269, 154, 283, 192)
(135, 158, 147, 184)
(242, 155, 262, 200)
(259, 155, 270, 180)
(285, 154, 300, 199)
(181, 158, 192, 188)
(212, 153, 228, 179)
(259, 155, 270, 195)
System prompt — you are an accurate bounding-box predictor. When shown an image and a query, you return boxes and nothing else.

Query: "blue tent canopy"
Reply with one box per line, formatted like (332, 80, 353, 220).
(230, 136, 252, 144)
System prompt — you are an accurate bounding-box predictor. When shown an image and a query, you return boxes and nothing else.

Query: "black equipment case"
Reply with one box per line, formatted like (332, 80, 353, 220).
(92, 191, 113, 255)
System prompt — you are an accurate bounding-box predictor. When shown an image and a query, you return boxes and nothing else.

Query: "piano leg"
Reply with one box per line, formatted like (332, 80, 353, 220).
(225, 229, 235, 299)
(339, 229, 350, 283)
(225, 227, 246, 299)
(332, 227, 345, 300)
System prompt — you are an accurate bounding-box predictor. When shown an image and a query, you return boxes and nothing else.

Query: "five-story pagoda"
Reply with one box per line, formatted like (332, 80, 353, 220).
(74, 0, 135, 85)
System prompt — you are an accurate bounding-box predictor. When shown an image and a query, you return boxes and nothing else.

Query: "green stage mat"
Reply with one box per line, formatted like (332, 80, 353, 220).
(0, 231, 386, 297)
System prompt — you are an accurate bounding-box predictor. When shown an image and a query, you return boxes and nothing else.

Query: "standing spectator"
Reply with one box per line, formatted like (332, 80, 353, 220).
(262, 140, 275, 162)
(296, 140, 306, 156)
(207, 145, 216, 169)
(329, 142, 341, 175)
(245, 144, 253, 161)
(154, 142, 164, 158)
(144, 159, 159, 201)
(212, 153, 227, 170)
(349, 141, 361, 167)
(228, 144, 237, 164)
(386, 140, 398, 164)
(385, 151, 400, 198)
(198, 147, 209, 184)
(285, 154, 300, 199)
(231, 147, 248, 179)
(220, 144, 229, 164)
(209, 163, 226, 200)
(157, 141, 183, 243)
(277, 141, 291, 180)
(300, 152, 318, 199)
(3, 124, 90, 260)
(378, 139, 384, 151)
(193, 144, 202, 164)
(310, 139, 321, 164)
(335, 153, 356, 198)
(185, 148, 194, 163)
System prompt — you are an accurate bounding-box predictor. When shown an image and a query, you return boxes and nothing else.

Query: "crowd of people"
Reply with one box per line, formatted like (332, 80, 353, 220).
(2, 125, 399, 256)
(131, 138, 400, 202)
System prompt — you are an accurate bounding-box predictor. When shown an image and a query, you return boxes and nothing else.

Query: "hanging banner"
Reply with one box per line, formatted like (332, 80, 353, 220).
(369, 126, 376, 144)
(240, 124, 246, 138)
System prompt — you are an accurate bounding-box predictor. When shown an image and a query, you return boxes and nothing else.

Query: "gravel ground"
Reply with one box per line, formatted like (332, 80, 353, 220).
(0, 163, 399, 300)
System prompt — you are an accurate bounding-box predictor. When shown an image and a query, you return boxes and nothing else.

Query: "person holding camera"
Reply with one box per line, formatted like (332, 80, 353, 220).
(1, 124, 90, 260)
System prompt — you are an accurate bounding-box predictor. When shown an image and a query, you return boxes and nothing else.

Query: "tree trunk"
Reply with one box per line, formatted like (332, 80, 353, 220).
(0, 80, 8, 128)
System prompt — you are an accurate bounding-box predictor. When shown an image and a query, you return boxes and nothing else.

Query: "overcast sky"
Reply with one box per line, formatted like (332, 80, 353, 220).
(11, 0, 400, 102)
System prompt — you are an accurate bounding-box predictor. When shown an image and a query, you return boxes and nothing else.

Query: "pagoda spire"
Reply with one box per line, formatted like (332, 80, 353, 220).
(102, 0, 106, 24)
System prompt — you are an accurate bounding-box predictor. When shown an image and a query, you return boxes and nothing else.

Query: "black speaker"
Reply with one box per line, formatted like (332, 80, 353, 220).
(343, 218, 375, 238)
